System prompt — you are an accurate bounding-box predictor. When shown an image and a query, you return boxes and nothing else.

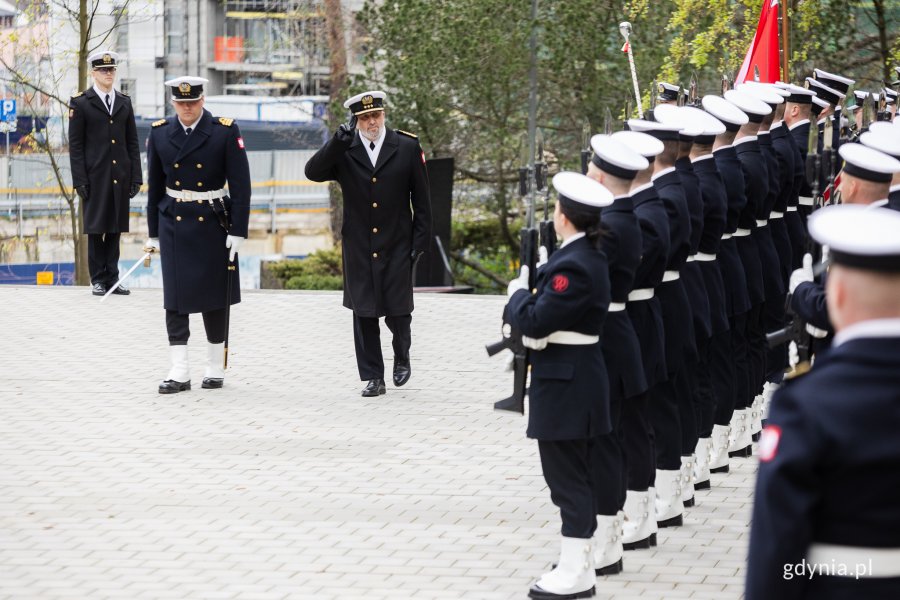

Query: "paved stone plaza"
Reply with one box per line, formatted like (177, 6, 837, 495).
(0, 287, 753, 599)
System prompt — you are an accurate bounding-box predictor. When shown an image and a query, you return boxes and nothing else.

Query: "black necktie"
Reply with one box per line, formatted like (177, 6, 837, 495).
(105, 94, 111, 112)
(369, 141, 375, 150)
(185, 127, 192, 136)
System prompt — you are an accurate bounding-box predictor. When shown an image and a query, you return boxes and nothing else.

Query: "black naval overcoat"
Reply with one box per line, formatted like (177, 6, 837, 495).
(508, 236, 611, 441)
(676, 157, 712, 340)
(146, 110, 251, 314)
(692, 156, 728, 334)
(713, 146, 751, 317)
(305, 128, 431, 318)
(68, 88, 142, 234)
(888, 188, 900, 211)
(784, 122, 808, 270)
(770, 125, 795, 282)
(746, 334, 900, 600)
(732, 139, 767, 306)
(789, 120, 815, 228)
(628, 184, 670, 388)
(599, 196, 647, 400)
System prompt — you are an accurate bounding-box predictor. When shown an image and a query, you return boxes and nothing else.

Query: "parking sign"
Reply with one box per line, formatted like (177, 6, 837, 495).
(1, 99, 16, 122)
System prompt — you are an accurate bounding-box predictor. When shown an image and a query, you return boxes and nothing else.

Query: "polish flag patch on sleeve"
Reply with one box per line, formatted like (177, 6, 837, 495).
(237, 137, 245, 149)
(758, 425, 782, 462)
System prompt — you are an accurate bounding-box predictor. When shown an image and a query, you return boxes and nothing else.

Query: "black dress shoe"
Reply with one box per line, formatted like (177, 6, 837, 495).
(91, 283, 107, 296)
(159, 380, 191, 394)
(202, 378, 224, 389)
(393, 359, 411, 387)
(110, 283, 130, 295)
(361, 378, 386, 397)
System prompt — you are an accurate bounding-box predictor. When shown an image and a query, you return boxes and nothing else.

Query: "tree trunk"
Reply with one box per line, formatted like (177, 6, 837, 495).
(74, 0, 90, 285)
(323, 0, 348, 244)
(871, 0, 890, 82)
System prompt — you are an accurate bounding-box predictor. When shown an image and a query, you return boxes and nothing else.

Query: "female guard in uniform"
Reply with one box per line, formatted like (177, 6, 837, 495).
(506, 171, 613, 600)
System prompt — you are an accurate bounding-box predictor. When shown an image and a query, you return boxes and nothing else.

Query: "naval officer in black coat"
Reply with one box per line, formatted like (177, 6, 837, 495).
(68, 50, 142, 295)
(746, 204, 900, 600)
(305, 91, 432, 397)
(145, 76, 251, 394)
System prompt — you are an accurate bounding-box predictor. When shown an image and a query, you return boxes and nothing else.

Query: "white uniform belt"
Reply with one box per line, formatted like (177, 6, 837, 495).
(769, 211, 784, 219)
(166, 187, 228, 201)
(721, 232, 733, 240)
(733, 228, 751, 237)
(807, 543, 900, 578)
(662, 270, 680, 282)
(755, 219, 768, 227)
(608, 302, 626, 312)
(695, 252, 716, 262)
(798, 195, 814, 206)
(628, 288, 654, 301)
(786, 206, 798, 212)
(685, 254, 696, 262)
(547, 331, 600, 345)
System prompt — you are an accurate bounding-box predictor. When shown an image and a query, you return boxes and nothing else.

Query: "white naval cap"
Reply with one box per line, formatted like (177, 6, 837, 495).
(589, 134, 649, 179)
(867, 121, 900, 135)
(808, 204, 900, 273)
(860, 129, 900, 160)
(775, 82, 817, 104)
(165, 76, 209, 101)
(838, 143, 900, 183)
(654, 105, 724, 143)
(724, 89, 772, 122)
(626, 118, 683, 142)
(343, 91, 386, 115)
(657, 82, 681, 102)
(737, 82, 786, 105)
(87, 50, 119, 67)
(702, 94, 749, 131)
(611, 130, 665, 161)
(811, 95, 830, 116)
(552, 171, 614, 212)
(813, 68, 855, 94)
(806, 77, 845, 105)
(652, 104, 704, 138)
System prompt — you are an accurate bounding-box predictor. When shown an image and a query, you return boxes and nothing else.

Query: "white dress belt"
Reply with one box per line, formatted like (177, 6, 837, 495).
(547, 330, 600, 345)
(695, 252, 716, 262)
(769, 211, 784, 219)
(721, 232, 733, 240)
(807, 543, 900, 578)
(733, 228, 751, 237)
(166, 187, 228, 201)
(608, 302, 626, 312)
(786, 206, 798, 212)
(662, 270, 680, 282)
(798, 195, 814, 206)
(755, 219, 768, 227)
(685, 255, 696, 263)
(628, 288, 654, 301)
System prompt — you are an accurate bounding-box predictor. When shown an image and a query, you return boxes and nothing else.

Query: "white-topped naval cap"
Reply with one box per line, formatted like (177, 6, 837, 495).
(702, 95, 750, 130)
(87, 50, 119, 65)
(838, 143, 900, 183)
(552, 171, 614, 210)
(611, 130, 665, 159)
(813, 68, 855, 90)
(737, 82, 785, 105)
(343, 90, 387, 115)
(724, 89, 773, 119)
(589, 134, 649, 179)
(867, 121, 900, 135)
(164, 76, 208, 88)
(860, 130, 900, 160)
(626, 119, 683, 141)
(654, 105, 724, 138)
(164, 76, 209, 101)
(808, 204, 900, 272)
(652, 104, 704, 137)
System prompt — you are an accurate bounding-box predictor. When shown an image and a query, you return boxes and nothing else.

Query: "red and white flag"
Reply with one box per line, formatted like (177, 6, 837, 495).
(736, 0, 781, 84)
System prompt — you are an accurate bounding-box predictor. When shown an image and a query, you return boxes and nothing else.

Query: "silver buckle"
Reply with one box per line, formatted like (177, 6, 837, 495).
(182, 190, 193, 202)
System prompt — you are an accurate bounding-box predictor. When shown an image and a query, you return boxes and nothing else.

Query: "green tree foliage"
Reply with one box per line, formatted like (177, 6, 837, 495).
(266, 246, 344, 290)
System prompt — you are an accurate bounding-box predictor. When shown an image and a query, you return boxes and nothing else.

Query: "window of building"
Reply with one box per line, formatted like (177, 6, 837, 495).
(113, 5, 129, 53)
(120, 78, 135, 97)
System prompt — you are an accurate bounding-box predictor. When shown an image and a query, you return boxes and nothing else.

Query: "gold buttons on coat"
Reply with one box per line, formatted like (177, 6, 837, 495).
(197, 182, 203, 187)
(113, 179, 117, 184)
(372, 202, 378, 208)
(176, 216, 182, 221)
(112, 160, 117, 165)
(372, 252, 378, 258)
(175, 181, 180, 186)
(111, 139, 116, 144)
(198, 216, 204, 222)
(372, 227, 378, 233)
(371, 177, 377, 183)
(196, 164, 202, 169)
(109, 120, 113, 124)
(174, 163, 180, 169)
(176, 199, 182, 203)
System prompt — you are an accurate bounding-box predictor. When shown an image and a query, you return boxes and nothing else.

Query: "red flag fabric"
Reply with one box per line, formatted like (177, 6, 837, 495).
(736, 0, 781, 83)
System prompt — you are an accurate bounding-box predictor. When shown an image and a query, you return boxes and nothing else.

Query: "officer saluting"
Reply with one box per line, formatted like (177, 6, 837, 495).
(747, 204, 900, 599)
(145, 77, 251, 393)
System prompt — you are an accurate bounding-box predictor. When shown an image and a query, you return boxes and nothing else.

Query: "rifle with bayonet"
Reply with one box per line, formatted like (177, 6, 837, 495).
(688, 72, 700, 107)
(580, 119, 592, 175)
(877, 89, 891, 122)
(648, 80, 657, 120)
(536, 128, 556, 260)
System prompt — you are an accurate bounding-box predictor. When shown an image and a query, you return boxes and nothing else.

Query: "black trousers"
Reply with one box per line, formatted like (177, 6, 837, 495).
(87, 233, 121, 286)
(591, 385, 624, 516)
(539, 439, 597, 538)
(745, 303, 765, 409)
(622, 391, 654, 490)
(649, 375, 683, 471)
(707, 329, 734, 434)
(353, 313, 412, 380)
(718, 311, 749, 424)
(166, 309, 227, 345)
(764, 297, 788, 382)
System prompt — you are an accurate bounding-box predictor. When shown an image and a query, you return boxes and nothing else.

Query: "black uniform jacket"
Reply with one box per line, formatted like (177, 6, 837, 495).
(676, 157, 712, 340)
(599, 196, 647, 400)
(755, 133, 787, 300)
(692, 155, 729, 335)
(790, 279, 831, 332)
(746, 333, 900, 600)
(508, 236, 611, 441)
(146, 110, 251, 314)
(714, 146, 751, 317)
(305, 127, 432, 318)
(783, 123, 807, 271)
(770, 125, 795, 282)
(732, 139, 766, 305)
(68, 88, 142, 234)
(628, 183, 670, 388)
(888, 188, 900, 211)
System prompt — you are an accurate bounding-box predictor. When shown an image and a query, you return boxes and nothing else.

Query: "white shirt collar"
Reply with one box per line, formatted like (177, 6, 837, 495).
(890, 183, 900, 192)
(360, 127, 387, 167)
(93, 85, 115, 113)
(178, 118, 200, 134)
(630, 181, 654, 195)
(691, 154, 714, 163)
(771, 120, 784, 129)
(559, 231, 586, 249)
(788, 118, 810, 131)
(714, 145, 733, 152)
(733, 135, 757, 146)
(833, 318, 900, 347)
(651, 166, 676, 181)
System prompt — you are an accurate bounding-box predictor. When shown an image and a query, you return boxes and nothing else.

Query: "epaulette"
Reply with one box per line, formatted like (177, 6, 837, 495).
(151, 119, 167, 128)
(218, 117, 234, 127)
(71, 92, 83, 99)
(396, 129, 418, 139)
(783, 361, 811, 382)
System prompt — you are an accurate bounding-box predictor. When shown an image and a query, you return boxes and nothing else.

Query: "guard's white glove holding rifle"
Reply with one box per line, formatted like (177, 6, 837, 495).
(507, 265, 530, 297)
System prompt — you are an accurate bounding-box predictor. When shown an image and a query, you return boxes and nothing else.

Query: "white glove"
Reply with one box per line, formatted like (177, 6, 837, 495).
(789, 253, 813, 294)
(144, 238, 160, 253)
(536, 246, 548, 269)
(507, 265, 530, 297)
(522, 335, 548, 351)
(788, 341, 799, 368)
(226, 235, 245, 262)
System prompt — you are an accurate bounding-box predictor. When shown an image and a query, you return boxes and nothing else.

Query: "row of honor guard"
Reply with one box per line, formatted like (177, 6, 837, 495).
(504, 66, 900, 599)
